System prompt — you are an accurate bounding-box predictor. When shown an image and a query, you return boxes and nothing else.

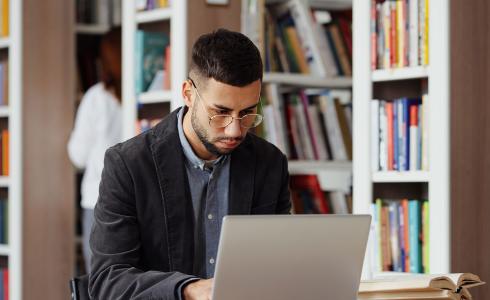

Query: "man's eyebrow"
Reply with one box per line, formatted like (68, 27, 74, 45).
(213, 103, 259, 111)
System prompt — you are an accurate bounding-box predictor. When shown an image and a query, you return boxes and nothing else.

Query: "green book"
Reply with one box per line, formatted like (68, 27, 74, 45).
(135, 30, 169, 94)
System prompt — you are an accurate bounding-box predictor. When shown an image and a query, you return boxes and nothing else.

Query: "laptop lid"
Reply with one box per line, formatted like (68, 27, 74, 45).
(212, 214, 371, 300)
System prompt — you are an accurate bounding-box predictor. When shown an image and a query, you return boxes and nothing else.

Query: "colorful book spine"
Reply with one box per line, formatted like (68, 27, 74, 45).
(409, 200, 421, 273)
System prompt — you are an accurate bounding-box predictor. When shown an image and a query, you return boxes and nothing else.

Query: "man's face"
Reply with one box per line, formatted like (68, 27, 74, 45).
(189, 78, 262, 157)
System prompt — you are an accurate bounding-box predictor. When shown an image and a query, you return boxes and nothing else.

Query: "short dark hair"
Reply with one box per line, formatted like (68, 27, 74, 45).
(189, 28, 263, 88)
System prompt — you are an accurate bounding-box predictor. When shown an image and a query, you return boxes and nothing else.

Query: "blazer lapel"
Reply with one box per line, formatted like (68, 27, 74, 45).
(229, 135, 255, 215)
(150, 110, 195, 273)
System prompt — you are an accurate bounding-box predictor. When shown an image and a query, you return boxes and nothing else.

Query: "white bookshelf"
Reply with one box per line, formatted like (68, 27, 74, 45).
(0, 245, 9, 256)
(8, 0, 23, 298)
(352, 0, 450, 279)
(75, 24, 111, 35)
(289, 160, 352, 193)
(371, 171, 430, 183)
(0, 38, 9, 49)
(0, 106, 9, 118)
(263, 72, 352, 88)
(372, 66, 429, 82)
(123, 1, 186, 139)
(138, 90, 172, 104)
(135, 7, 172, 24)
(0, 177, 9, 188)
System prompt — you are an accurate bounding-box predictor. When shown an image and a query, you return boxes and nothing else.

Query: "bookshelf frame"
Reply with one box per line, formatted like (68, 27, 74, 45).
(122, 1, 187, 140)
(352, 0, 450, 277)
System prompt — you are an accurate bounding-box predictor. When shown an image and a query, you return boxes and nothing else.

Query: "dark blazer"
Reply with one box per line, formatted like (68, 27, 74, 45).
(89, 108, 291, 300)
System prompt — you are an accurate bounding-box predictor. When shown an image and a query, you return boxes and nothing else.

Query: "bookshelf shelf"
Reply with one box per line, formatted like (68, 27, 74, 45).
(372, 66, 429, 82)
(0, 177, 9, 188)
(138, 90, 172, 104)
(289, 160, 352, 193)
(0, 245, 9, 256)
(266, 0, 352, 10)
(372, 171, 430, 183)
(75, 24, 111, 35)
(136, 7, 172, 24)
(263, 72, 352, 88)
(288, 160, 351, 174)
(0, 106, 9, 118)
(0, 38, 9, 49)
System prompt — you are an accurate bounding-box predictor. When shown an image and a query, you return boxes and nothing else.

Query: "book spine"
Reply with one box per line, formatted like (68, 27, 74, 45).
(409, 200, 421, 273)
(386, 102, 394, 170)
(422, 200, 430, 273)
(371, 0, 377, 70)
(410, 104, 419, 171)
(371, 100, 380, 171)
(402, 199, 410, 272)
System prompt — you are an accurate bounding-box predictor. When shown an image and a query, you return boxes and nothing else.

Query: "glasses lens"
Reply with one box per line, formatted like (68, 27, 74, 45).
(240, 114, 263, 128)
(210, 115, 233, 128)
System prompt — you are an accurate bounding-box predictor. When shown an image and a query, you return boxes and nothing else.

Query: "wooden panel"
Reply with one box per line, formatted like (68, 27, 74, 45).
(186, 0, 241, 68)
(22, 0, 75, 299)
(450, 0, 490, 299)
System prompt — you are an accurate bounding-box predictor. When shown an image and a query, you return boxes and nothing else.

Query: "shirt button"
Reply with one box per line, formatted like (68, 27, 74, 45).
(209, 258, 215, 264)
(208, 214, 213, 220)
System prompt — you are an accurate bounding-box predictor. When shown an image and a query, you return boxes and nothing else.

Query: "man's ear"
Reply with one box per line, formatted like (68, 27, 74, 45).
(182, 80, 193, 107)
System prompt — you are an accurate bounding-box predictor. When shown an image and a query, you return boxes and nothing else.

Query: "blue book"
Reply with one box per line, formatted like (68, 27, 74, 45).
(403, 99, 410, 171)
(398, 203, 406, 272)
(0, 267, 4, 300)
(393, 100, 399, 171)
(409, 200, 421, 273)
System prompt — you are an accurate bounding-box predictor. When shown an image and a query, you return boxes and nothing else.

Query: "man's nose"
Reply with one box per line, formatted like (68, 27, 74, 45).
(224, 118, 242, 138)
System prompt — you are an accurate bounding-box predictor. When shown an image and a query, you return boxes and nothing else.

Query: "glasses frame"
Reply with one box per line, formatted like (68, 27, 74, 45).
(188, 78, 264, 129)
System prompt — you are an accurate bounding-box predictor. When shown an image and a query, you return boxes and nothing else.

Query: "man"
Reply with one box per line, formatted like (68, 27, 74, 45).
(89, 29, 291, 300)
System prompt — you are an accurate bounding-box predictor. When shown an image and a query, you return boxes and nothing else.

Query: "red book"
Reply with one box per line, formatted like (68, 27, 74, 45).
(4, 268, 8, 300)
(371, 0, 377, 70)
(390, 2, 397, 68)
(290, 175, 330, 214)
(410, 104, 418, 126)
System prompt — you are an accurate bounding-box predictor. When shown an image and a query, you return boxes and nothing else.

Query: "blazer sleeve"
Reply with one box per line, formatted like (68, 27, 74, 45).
(276, 153, 292, 214)
(89, 147, 196, 300)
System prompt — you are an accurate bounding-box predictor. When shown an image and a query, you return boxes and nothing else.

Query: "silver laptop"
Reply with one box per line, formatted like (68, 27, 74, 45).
(212, 214, 371, 300)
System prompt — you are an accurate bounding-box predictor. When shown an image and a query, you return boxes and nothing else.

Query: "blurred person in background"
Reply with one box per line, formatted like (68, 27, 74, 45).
(67, 28, 122, 274)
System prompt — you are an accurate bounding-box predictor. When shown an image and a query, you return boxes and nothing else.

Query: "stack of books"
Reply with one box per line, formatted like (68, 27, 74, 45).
(358, 273, 485, 300)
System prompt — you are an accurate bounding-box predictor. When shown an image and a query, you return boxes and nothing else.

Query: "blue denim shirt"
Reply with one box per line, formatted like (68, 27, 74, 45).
(176, 107, 230, 296)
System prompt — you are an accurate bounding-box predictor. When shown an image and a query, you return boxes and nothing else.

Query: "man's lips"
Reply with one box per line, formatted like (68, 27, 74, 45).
(217, 140, 241, 148)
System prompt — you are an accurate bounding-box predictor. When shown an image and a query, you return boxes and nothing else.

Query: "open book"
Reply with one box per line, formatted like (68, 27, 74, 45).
(358, 273, 485, 300)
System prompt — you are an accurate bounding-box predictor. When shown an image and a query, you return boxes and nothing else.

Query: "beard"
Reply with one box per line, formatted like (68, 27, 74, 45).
(191, 104, 242, 156)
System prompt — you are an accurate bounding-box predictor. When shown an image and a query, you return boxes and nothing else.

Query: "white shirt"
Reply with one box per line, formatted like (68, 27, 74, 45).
(68, 83, 122, 209)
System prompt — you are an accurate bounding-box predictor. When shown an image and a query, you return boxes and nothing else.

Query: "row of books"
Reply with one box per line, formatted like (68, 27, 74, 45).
(371, 96, 428, 172)
(0, 130, 7, 176)
(371, 0, 429, 70)
(0, 60, 8, 106)
(260, 84, 352, 161)
(0, 267, 7, 300)
(370, 199, 429, 274)
(0, 200, 7, 245)
(136, 118, 162, 134)
(0, 0, 7, 38)
(261, 2, 352, 76)
(136, 0, 170, 11)
(290, 175, 351, 214)
(242, 0, 351, 77)
(135, 30, 170, 94)
(76, 0, 121, 26)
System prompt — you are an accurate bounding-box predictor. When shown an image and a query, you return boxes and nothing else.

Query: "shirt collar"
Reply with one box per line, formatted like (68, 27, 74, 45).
(177, 107, 226, 171)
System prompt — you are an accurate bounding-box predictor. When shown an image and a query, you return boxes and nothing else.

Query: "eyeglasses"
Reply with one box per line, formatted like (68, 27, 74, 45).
(188, 78, 264, 129)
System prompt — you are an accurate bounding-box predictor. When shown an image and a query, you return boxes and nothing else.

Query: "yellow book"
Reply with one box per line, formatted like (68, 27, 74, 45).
(424, 0, 429, 65)
(159, 0, 168, 8)
(397, 0, 404, 68)
(1, 0, 8, 37)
